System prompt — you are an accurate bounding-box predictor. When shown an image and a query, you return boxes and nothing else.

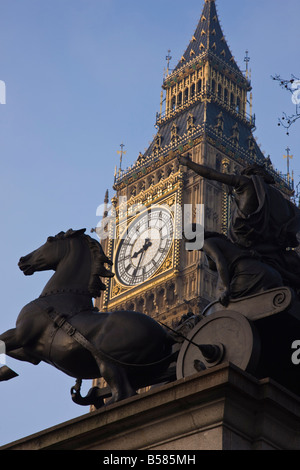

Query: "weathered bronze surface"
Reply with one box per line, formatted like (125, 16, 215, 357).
(179, 155, 300, 298)
(2, 154, 300, 408)
(0, 229, 174, 407)
(174, 155, 300, 396)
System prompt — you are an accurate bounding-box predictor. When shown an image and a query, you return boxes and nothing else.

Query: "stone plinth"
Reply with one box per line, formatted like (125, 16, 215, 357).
(2, 363, 300, 450)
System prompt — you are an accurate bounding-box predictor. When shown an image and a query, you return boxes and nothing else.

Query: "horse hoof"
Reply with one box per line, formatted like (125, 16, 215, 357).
(0, 366, 18, 382)
(71, 384, 111, 409)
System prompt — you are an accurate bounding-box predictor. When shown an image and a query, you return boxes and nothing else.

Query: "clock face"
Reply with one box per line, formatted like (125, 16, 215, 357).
(115, 206, 174, 286)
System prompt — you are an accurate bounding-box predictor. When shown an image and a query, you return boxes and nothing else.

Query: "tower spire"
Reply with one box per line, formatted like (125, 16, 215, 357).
(117, 0, 271, 194)
(173, 0, 241, 75)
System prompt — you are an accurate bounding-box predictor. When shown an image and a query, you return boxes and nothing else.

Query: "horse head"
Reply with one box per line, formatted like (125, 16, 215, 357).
(18, 230, 73, 276)
(18, 228, 114, 298)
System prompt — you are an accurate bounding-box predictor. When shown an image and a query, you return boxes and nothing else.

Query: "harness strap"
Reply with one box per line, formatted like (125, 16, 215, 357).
(37, 298, 177, 370)
(44, 306, 105, 368)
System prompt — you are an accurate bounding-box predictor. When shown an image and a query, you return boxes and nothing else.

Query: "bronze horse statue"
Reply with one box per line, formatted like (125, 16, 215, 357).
(0, 229, 174, 407)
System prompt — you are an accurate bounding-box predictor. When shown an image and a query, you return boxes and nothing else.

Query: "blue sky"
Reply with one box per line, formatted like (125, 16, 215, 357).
(0, 0, 300, 446)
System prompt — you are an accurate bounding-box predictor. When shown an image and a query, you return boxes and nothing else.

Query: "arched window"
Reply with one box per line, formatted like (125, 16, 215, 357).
(171, 96, 176, 111)
(156, 289, 165, 310)
(137, 298, 145, 313)
(218, 84, 222, 99)
(184, 88, 189, 102)
(236, 97, 240, 113)
(146, 294, 155, 314)
(190, 83, 195, 98)
(211, 79, 216, 94)
(230, 93, 235, 108)
(166, 283, 176, 305)
(197, 79, 202, 94)
(178, 91, 182, 106)
(224, 88, 228, 103)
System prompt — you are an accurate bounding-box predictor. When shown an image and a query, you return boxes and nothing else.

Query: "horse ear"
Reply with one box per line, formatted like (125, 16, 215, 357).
(48, 231, 65, 242)
(65, 228, 86, 238)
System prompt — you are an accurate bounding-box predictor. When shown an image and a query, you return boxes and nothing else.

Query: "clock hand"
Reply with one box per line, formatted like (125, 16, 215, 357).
(132, 238, 152, 258)
(143, 238, 152, 250)
(133, 238, 153, 276)
(133, 250, 145, 276)
(132, 247, 143, 259)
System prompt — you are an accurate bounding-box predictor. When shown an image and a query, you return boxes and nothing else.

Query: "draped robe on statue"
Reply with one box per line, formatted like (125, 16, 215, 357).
(228, 175, 300, 290)
(179, 156, 300, 295)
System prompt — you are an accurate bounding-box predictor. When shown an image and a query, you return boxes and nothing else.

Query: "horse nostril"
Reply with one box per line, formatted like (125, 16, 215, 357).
(19, 255, 29, 266)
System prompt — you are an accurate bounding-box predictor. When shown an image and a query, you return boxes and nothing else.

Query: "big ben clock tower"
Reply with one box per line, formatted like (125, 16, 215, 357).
(95, 0, 293, 328)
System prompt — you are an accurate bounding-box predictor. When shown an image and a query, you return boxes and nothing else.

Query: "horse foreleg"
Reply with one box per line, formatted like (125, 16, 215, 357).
(0, 327, 22, 352)
(0, 327, 41, 364)
(7, 347, 41, 365)
(0, 366, 18, 381)
(98, 361, 136, 405)
(0, 328, 39, 381)
(0, 329, 20, 381)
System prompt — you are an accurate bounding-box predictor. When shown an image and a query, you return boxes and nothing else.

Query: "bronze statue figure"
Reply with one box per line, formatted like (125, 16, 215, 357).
(174, 156, 300, 395)
(202, 231, 284, 306)
(179, 155, 300, 295)
(2, 157, 300, 410)
(0, 229, 174, 407)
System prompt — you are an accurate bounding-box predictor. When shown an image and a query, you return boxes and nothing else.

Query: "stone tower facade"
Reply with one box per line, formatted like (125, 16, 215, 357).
(95, 0, 292, 328)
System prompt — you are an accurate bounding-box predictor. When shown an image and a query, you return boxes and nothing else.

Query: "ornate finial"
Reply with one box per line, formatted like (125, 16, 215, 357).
(283, 147, 293, 184)
(244, 50, 250, 78)
(104, 189, 109, 205)
(91, 189, 110, 234)
(165, 49, 172, 77)
(117, 143, 126, 177)
(102, 189, 109, 220)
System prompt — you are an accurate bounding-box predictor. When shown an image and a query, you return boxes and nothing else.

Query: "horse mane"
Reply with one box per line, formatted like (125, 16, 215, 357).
(51, 229, 113, 298)
(84, 234, 111, 298)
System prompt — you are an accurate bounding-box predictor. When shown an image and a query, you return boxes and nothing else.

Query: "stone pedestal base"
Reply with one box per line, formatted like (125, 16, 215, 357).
(2, 363, 300, 450)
